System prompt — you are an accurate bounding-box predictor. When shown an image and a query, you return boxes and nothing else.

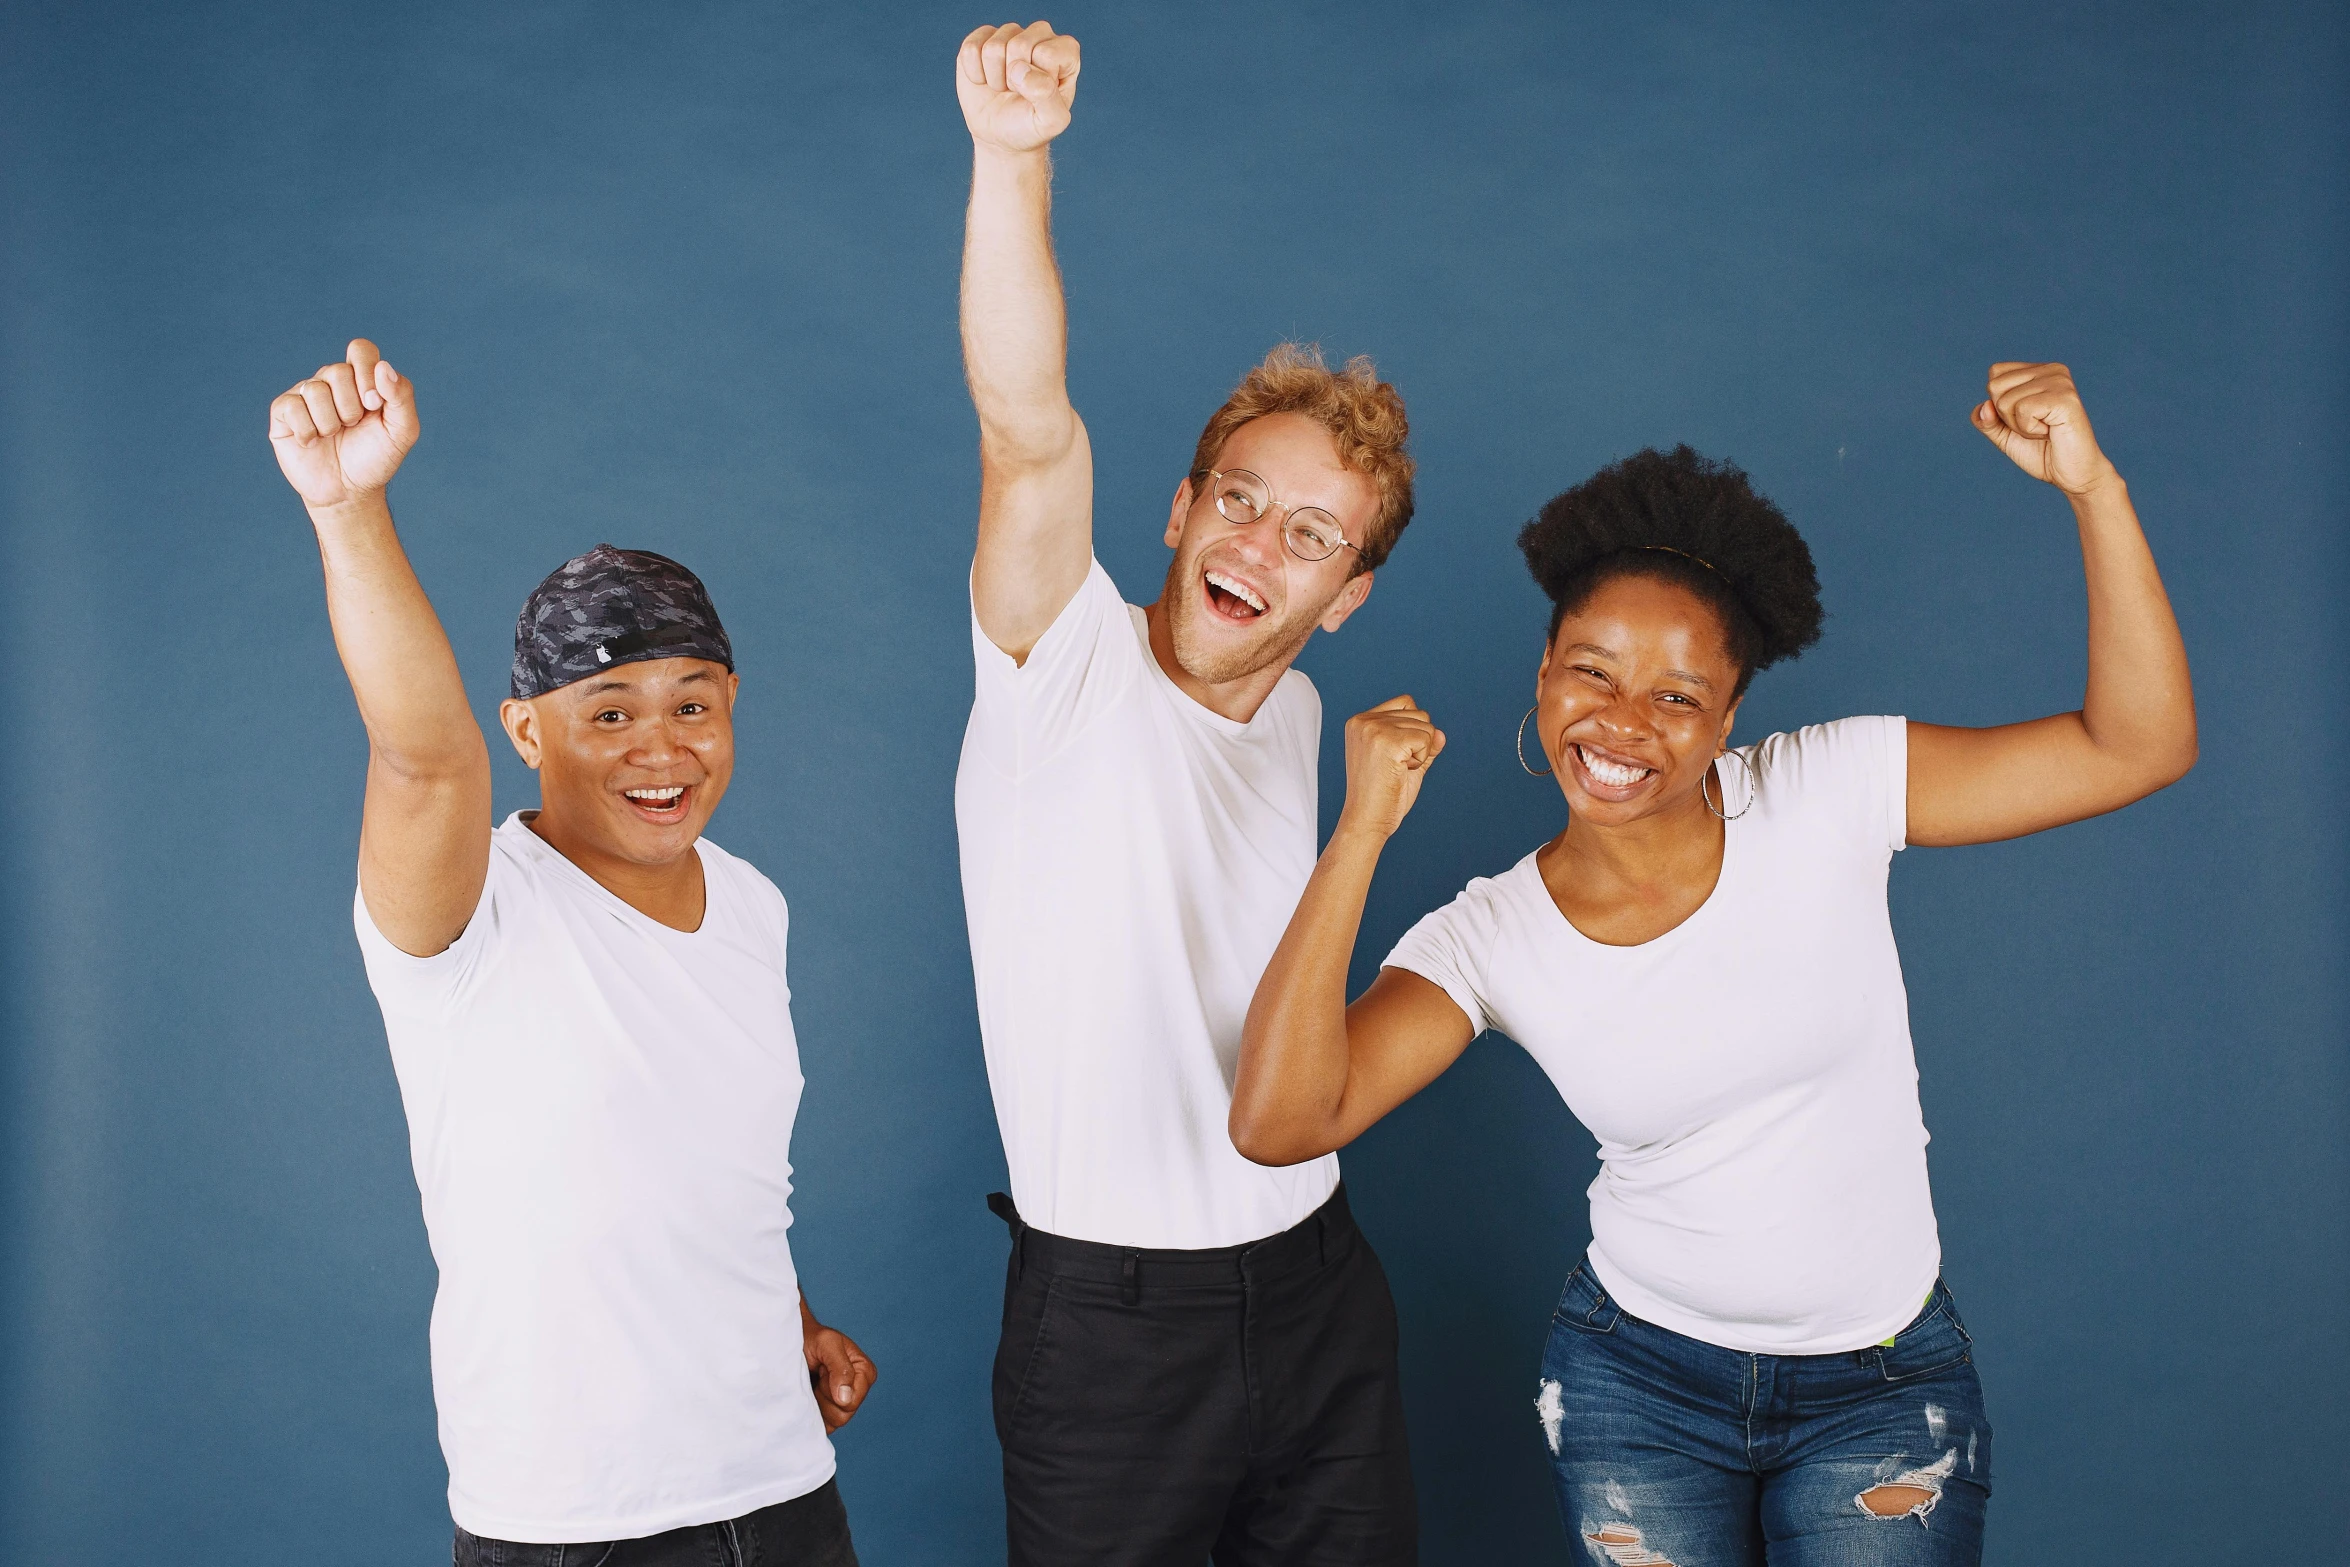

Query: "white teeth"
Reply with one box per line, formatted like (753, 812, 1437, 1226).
(1205, 569, 1267, 613)
(624, 786, 685, 802)
(1576, 746, 1654, 788)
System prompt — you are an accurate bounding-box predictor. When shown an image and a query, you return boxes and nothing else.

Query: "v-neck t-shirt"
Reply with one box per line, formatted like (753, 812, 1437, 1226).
(354, 814, 834, 1544)
(957, 557, 1340, 1248)
(1383, 716, 1939, 1355)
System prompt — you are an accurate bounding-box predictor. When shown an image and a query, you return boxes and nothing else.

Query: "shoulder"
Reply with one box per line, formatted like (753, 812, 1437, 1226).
(1399, 852, 1542, 950)
(1744, 717, 1907, 853)
(696, 837, 790, 927)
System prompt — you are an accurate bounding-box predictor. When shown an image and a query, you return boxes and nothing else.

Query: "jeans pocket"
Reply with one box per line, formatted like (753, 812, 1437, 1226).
(1875, 1289, 1972, 1382)
(1550, 1257, 1622, 1336)
(993, 1273, 1060, 1440)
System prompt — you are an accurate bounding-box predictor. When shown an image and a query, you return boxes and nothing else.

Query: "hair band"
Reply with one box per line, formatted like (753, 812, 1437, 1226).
(1633, 544, 1722, 575)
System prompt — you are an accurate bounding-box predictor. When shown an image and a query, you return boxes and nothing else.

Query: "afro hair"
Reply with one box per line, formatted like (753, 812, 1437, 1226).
(1517, 445, 1824, 696)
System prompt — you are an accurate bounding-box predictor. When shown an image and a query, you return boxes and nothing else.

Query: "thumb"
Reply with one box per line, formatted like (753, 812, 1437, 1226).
(1372, 693, 1416, 712)
(1972, 400, 2032, 461)
(377, 362, 420, 448)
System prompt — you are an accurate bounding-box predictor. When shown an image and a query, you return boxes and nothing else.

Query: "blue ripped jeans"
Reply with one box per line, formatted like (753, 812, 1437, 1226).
(1537, 1259, 1990, 1566)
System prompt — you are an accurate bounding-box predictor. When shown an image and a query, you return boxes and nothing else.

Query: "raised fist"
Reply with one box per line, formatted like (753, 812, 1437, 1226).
(269, 338, 420, 510)
(1972, 361, 2117, 496)
(957, 21, 1080, 154)
(1339, 696, 1446, 841)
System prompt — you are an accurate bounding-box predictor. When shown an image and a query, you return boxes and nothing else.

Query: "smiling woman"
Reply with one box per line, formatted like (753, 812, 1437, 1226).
(1229, 361, 2197, 1567)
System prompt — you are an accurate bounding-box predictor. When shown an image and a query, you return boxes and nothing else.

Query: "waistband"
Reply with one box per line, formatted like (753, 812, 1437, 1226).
(988, 1184, 1359, 1299)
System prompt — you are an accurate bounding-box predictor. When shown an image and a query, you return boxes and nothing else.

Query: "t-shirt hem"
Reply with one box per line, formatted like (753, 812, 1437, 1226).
(1587, 1245, 1944, 1358)
(449, 1453, 838, 1546)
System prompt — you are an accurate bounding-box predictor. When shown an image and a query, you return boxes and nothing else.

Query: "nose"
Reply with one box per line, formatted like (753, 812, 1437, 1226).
(628, 715, 689, 766)
(1224, 509, 1286, 565)
(1591, 690, 1654, 742)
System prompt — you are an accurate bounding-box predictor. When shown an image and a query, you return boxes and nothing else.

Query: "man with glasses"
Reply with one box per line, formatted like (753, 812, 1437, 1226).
(954, 22, 1421, 1567)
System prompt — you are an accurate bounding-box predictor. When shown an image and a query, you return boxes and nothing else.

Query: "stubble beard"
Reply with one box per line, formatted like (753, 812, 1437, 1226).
(1160, 551, 1330, 687)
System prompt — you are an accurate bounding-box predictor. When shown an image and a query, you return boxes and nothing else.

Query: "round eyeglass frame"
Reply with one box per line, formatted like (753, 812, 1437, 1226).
(1194, 468, 1361, 564)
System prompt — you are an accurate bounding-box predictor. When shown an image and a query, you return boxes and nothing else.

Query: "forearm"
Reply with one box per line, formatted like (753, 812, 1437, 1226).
(311, 494, 485, 779)
(961, 147, 1077, 464)
(1232, 826, 1388, 1163)
(2073, 474, 2196, 775)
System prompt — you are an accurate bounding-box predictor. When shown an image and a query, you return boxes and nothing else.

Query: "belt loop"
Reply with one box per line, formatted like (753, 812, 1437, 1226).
(988, 1192, 1026, 1282)
(1316, 1208, 1329, 1267)
(1121, 1249, 1140, 1307)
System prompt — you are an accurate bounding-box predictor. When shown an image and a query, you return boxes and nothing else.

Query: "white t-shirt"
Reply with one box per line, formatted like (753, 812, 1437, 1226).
(1385, 716, 1939, 1355)
(355, 814, 835, 1544)
(956, 558, 1341, 1248)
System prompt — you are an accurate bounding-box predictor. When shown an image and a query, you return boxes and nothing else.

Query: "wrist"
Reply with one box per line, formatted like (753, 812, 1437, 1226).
(1326, 815, 1394, 858)
(2064, 460, 2126, 503)
(971, 141, 1051, 178)
(305, 490, 390, 530)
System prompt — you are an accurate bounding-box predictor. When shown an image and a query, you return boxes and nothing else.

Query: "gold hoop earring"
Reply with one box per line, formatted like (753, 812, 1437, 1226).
(1701, 747, 1756, 821)
(1516, 706, 1555, 777)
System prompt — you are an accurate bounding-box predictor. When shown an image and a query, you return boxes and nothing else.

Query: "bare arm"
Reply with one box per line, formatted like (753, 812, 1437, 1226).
(956, 21, 1093, 660)
(1231, 698, 1475, 1166)
(270, 340, 490, 956)
(1908, 363, 2198, 846)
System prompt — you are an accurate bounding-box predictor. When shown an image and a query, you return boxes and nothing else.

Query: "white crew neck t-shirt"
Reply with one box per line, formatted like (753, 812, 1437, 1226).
(1385, 716, 1939, 1356)
(957, 558, 1340, 1249)
(355, 814, 835, 1544)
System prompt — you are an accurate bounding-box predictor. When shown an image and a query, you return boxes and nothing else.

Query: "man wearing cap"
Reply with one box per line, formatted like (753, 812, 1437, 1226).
(270, 338, 871, 1566)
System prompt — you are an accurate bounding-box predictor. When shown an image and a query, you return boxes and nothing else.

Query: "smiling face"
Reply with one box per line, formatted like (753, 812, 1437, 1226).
(497, 656, 739, 868)
(1533, 572, 1745, 827)
(1159, 411, 1380, 686)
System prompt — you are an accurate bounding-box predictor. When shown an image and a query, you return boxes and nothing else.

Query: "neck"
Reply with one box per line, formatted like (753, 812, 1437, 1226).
(1142, 599, 1300, 724)
(1552, 777, 1724, 886)
(523, 806, 707, 932)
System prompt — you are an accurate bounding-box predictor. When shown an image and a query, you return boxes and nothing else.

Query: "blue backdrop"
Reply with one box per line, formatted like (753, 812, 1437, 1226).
(4, 2, 2342, 1561)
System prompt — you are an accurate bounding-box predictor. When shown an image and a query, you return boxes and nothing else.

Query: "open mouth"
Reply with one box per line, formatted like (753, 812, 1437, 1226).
(1569, 743, 1657, 796)
(621, 784, 691, 822)
(1203, 568, 1268, 622)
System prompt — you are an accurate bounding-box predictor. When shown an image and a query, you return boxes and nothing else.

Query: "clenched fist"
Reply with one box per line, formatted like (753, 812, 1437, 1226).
(1338, 696, 1446, 842)
(1972, 361, 2117, 496)
(269, 338, 419, 511)
(957, 21, 1080, 153)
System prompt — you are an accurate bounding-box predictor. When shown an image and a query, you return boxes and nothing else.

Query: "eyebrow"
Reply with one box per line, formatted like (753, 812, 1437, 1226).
(573, 668, 716, 698)
(1562, 644, 1717, 692)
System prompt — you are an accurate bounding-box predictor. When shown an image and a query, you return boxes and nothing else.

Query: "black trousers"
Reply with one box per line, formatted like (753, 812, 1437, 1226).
(991, 1183, 1418, 1567)
(452, 1478, 857, 1567)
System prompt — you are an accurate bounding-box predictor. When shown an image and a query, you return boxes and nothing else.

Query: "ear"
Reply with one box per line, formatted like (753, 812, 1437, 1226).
(1316, 568, 1374, 634)
(723, 671, 741, 713)
(1164, 475, 1195, 549)
(1716, 695, 1744, 754)
(498, 697, 545, 770)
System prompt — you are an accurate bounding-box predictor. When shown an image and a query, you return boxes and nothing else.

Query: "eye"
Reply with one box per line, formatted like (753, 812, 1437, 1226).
(677, 702, 706, 716)
(594, 708, 627, 723)
(1572, 665, 1609, 682)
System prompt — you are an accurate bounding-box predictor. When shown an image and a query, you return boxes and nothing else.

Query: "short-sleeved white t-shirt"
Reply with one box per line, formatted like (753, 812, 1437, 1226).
(355, 815, 835, 1544)
(956, 558, 1340, 1249)
(1385, 716, 1939, 1355)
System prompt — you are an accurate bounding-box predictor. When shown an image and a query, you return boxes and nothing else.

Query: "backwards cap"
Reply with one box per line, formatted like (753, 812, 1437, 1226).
(511, 544, 734, 699)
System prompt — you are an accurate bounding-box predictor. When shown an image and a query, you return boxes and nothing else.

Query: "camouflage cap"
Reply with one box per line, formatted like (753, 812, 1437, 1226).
(510, 544, 735, 699)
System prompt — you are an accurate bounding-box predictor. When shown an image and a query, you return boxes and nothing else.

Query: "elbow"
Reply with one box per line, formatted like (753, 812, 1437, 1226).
(1226, 1102, 1329, 1169)
(977, 409, 1081, 475)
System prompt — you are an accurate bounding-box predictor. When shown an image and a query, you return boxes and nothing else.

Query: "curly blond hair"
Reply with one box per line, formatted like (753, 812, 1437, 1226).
(1187, 344, 1415, 572)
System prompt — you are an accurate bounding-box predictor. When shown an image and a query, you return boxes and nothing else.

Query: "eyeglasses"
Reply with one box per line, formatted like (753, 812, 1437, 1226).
(1194, 469, 1360, 563)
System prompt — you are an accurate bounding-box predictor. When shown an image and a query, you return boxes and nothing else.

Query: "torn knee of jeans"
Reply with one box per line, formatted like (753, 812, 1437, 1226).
(1855, 1447, 1958, 1521)
(1583, 1519, 1677, 1566)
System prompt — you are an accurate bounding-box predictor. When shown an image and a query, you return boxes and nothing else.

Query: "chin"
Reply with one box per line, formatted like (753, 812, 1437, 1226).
(1168, 601, 1311, 686)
